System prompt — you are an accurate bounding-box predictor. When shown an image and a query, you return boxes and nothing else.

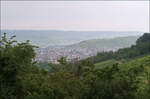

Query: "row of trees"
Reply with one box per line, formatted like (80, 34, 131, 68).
(0, 33, 150, 99)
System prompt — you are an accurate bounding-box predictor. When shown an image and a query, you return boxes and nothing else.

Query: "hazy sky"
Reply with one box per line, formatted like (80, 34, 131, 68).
(1, 1, 149, 32)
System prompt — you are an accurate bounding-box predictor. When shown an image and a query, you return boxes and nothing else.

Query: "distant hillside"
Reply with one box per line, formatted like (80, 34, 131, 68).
(90, 33, 150, 64)
(35, 36, 140, 62)
(1, 30, 143, 48)
(68, 36, 140, 49)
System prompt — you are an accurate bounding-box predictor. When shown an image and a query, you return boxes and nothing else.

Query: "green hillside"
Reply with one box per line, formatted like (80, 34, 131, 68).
(1, 30, 142, 48)
(1, 33, 150, 99)
(95, 54, 150, 99)
(118, 55, 150, 71)
(90, 33, 150, 63)
(95, 55, 150, 69)
(118, 55, 150, 99)
(95, 59, 117, 69)
(69, 36, 139, 48)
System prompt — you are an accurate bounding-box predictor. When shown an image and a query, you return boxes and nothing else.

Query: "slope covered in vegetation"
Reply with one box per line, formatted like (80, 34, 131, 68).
(90, 33, 150, 63)
(0, 33, 150, 99)
(95, 59, 117, 69)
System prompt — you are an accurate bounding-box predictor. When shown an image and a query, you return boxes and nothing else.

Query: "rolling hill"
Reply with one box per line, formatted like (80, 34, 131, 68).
(68, 36, 140, 49)
(1, 30, 143, 48)
(35, 36, 140, 62)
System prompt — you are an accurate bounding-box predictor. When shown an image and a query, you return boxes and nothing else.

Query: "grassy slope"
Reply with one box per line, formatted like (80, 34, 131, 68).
(95, 55, 150, 69)
(95, 59, 117, 69)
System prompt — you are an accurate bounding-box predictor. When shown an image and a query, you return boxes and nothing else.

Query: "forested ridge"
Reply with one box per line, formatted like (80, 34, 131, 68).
(0, 33, 150, 99)
(90, 33, 150, 63)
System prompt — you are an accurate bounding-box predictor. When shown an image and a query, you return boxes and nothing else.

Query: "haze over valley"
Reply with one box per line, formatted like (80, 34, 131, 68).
(1, 30, 143, 48)
(1, 30, 142, 62)
(1, 1, 150, 98)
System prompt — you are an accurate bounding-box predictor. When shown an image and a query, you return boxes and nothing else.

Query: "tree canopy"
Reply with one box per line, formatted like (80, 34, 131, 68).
(0, 33, 150, 99)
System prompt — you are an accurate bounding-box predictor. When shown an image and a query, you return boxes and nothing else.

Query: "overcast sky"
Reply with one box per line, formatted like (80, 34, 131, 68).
(1, 1, 149, 32)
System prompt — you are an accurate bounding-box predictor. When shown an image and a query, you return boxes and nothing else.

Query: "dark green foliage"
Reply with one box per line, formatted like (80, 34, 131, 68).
(136, 33, 150, 44)
(0, 33, 150, 99)
(0, 33, 37, 99)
